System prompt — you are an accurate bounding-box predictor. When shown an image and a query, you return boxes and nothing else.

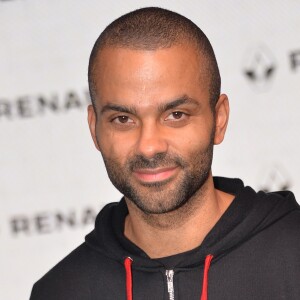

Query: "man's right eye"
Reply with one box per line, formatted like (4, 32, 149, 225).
(112, 116, 134, 124)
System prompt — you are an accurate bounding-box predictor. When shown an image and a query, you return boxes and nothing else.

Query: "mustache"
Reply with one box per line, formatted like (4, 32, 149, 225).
(128, 153, 186, 171)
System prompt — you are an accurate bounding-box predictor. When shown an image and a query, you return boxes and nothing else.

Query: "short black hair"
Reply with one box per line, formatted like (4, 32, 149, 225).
(88, 7, 221, 111)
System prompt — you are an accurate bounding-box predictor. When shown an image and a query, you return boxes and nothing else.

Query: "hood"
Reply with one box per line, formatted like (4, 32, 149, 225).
(85, 177, 299, 270)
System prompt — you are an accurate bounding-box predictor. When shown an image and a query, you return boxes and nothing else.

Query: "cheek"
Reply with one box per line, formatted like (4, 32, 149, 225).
(97, 125, 136, 164)
(170, 124, 214, 155)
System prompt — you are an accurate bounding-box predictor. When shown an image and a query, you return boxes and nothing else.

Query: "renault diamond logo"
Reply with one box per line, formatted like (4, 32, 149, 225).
(259, 164, 291, 193)
(243, 45, 276, 91)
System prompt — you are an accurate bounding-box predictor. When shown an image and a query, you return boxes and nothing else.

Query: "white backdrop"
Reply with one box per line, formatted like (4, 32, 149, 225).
(0, 1, 299, 299)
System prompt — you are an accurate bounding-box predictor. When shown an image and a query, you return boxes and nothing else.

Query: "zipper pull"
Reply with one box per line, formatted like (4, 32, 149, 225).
(166, 270, 175, 300)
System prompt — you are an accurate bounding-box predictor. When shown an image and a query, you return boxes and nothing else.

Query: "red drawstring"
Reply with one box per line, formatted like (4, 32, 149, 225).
(200, 254, 214, 300)
(124, 257, 133, 300)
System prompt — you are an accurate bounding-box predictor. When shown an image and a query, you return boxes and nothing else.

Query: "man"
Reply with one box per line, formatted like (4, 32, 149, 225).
(30, 7, 300, 300)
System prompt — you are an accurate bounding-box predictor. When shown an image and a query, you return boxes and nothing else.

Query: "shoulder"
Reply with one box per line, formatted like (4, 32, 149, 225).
(30, 243, 91, 299)
(272, 209, 300, 243)
(30, 242, 121, 300)
(254, 209, 300, 254)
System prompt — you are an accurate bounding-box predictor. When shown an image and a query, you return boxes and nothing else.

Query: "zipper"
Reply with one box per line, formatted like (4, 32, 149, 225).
(166, 269, 175, 300)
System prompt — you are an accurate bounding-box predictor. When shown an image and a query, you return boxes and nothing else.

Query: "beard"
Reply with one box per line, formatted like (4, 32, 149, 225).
(102, 133, 214, 215)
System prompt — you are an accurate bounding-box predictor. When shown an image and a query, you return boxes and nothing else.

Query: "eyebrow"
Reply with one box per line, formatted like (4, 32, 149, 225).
(158, 95, 200, 112)
(100, 103, 137, 115)
(99, 95, 200, 115)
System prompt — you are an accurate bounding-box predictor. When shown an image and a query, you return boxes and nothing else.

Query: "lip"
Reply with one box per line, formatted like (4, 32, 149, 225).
(133, 166, 178, 183)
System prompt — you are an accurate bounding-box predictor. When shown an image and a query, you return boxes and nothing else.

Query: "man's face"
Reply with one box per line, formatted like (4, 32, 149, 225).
(89, 45, 226, 214)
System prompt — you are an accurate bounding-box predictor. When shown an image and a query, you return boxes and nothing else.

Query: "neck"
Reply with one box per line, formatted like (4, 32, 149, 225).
(124, 176, 234, 258)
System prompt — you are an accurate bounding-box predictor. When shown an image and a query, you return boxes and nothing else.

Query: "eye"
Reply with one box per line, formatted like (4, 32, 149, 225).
(111, 115, 134, 124)
(165, 111, 186, 120)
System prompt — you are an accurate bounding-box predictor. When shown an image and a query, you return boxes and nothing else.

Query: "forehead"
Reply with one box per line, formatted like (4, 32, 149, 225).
(92, 45, 209, 109)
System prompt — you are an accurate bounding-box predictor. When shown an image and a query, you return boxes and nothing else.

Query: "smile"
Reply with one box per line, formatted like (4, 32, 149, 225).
(133, 167, 178, 183)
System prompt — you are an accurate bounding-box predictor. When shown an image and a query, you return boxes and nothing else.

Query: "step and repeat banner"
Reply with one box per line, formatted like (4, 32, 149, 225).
(1, 1, 299, 299)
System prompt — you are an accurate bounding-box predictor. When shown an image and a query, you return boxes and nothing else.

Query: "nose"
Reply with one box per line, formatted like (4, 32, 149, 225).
(136, 122, 168, 159)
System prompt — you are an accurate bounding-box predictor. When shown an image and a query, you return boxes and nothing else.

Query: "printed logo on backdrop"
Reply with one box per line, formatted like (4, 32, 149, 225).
(0, 88, 91, 121)
(242, 45, 300, 92)
(8, 206, 98, 237)
(290, 50, 300, 71)
(242, 45, 276, 92)
(258, 163, 292, 193)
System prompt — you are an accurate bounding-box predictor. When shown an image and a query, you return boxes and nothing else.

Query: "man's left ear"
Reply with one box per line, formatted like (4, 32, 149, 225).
(214, 94, 229, 145)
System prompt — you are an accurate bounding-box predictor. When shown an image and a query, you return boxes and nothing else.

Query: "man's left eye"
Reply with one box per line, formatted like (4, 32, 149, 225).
(165, 111, 185, 120)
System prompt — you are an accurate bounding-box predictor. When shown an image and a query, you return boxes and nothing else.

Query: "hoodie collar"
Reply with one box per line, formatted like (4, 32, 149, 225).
(85, 177, 299, 269)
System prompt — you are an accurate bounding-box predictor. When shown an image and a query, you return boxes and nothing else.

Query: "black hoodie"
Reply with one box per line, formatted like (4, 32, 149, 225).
(30, 177, 300, 300)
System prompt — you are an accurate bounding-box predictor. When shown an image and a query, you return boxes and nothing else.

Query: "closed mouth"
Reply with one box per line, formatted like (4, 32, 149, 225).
(133, 166, 178, 183)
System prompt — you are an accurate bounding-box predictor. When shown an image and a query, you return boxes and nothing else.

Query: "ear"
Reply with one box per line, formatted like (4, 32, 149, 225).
(87, 105, 100, 151)
(214, 94, 230, 145)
